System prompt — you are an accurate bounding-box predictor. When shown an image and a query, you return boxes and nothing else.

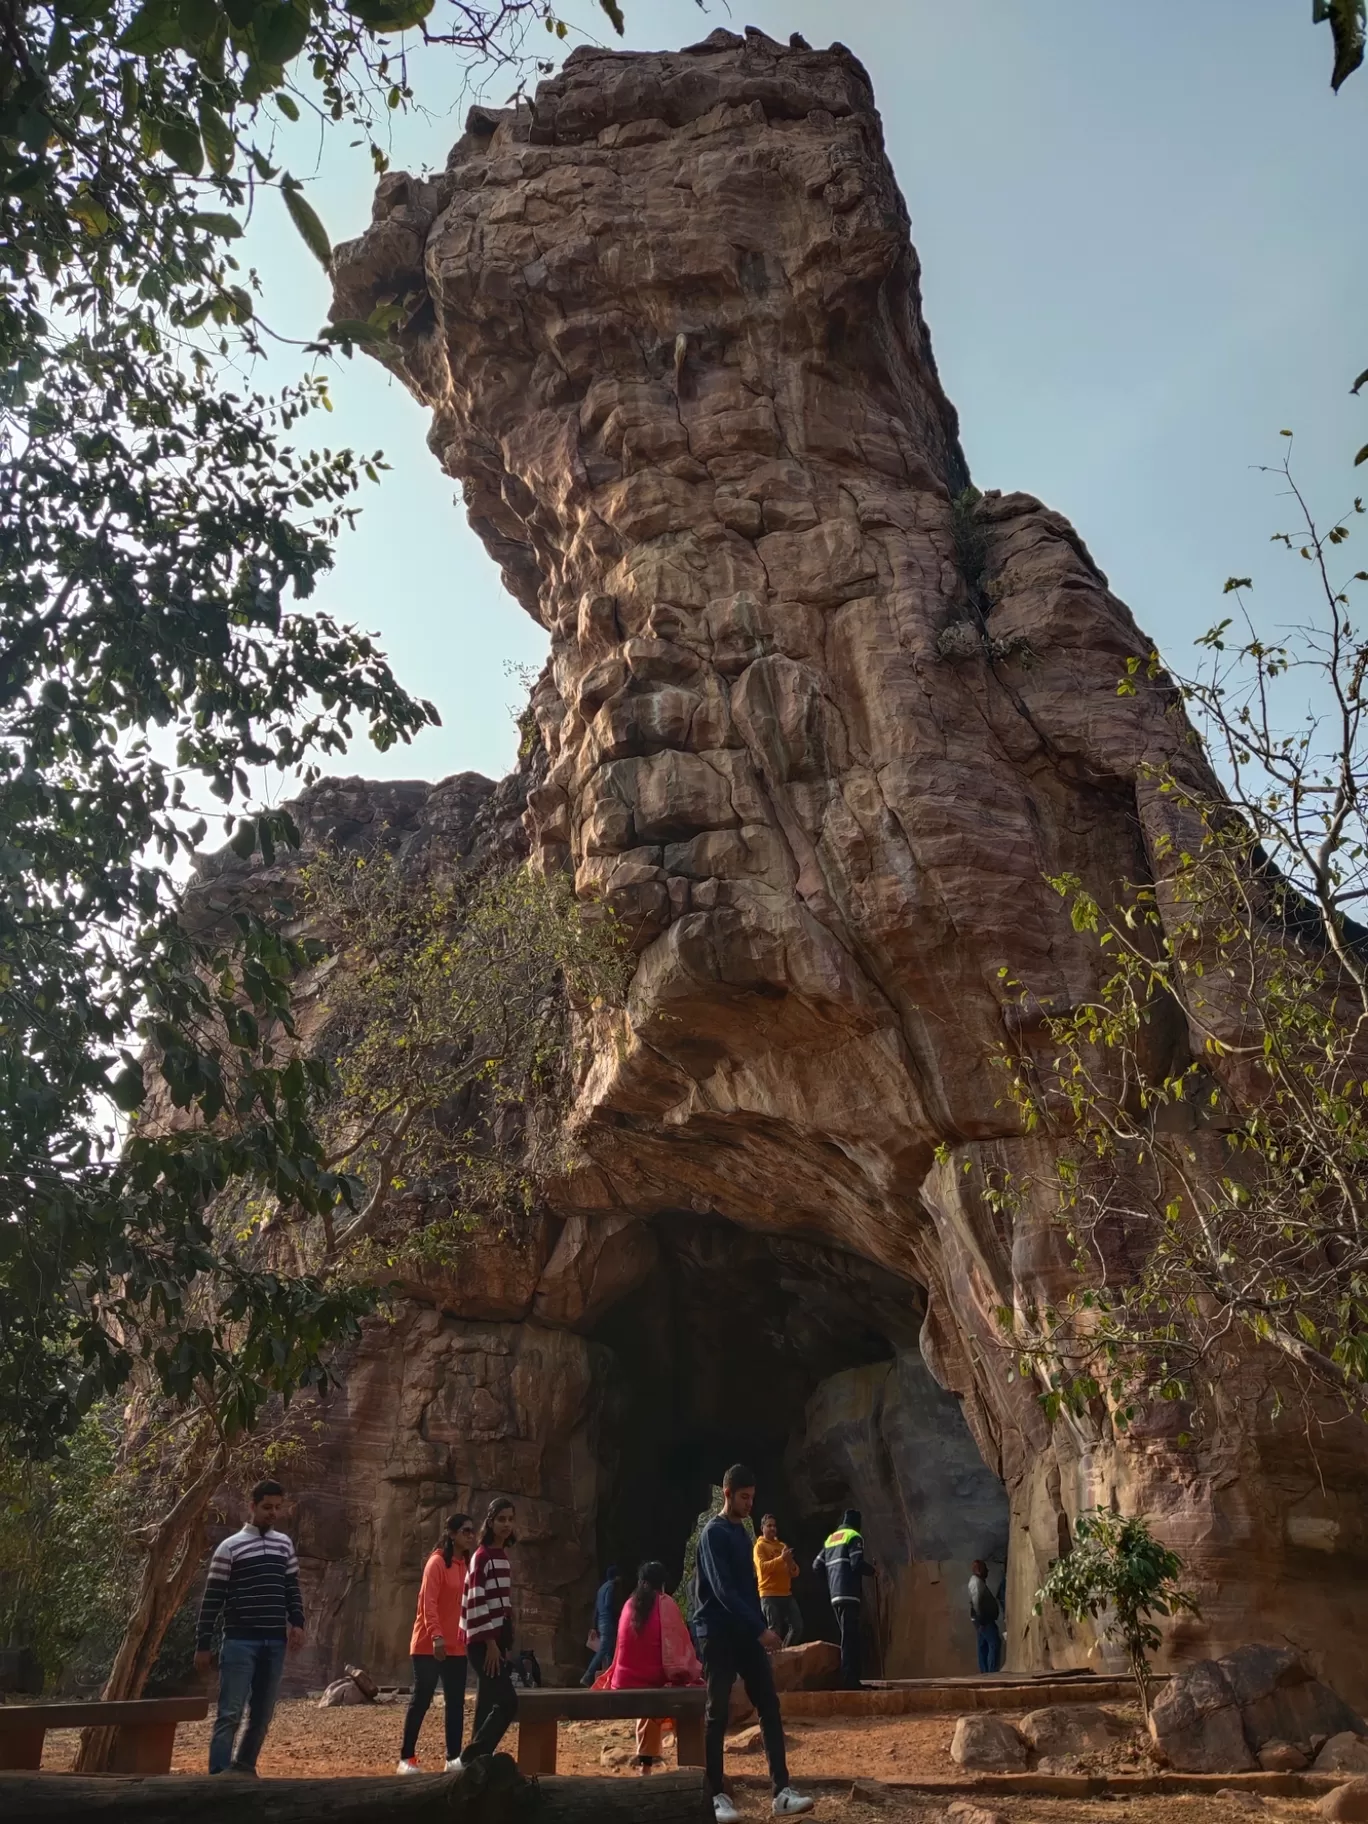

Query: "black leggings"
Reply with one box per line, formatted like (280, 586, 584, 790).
(460, 1636, 518, 1763)
(400, 1652, 468, 1761)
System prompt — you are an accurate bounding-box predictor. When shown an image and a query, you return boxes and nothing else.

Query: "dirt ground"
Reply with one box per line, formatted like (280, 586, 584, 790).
(36, 1700, 1330, 1821)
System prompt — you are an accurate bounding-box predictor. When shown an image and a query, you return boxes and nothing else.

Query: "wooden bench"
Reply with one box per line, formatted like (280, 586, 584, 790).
(0, 1698, 208, 1774)
(515, 1686, 706, 1777)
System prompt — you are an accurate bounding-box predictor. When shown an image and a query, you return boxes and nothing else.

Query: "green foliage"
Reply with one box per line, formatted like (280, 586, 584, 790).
(0, 0, 627, 1454)
(1034, 1508, 1197, 1716)
(997, 447, 1368, 1429)
(0, 1408, 140, 1689)
(299, 851, 631, 1268)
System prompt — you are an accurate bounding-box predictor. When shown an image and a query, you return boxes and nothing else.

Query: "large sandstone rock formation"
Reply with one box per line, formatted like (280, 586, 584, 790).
(312, 28, 1368, 1692)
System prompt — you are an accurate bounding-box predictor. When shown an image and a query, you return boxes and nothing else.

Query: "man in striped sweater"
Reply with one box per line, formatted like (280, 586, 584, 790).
(195, 1478, 305, 1775)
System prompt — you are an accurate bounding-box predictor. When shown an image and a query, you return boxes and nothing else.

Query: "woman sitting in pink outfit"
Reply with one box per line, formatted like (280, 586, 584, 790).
(607, 1559, 703, 1773)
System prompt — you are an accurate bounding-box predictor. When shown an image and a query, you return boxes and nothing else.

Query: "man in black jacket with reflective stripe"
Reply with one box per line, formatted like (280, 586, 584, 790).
(813, 1508, 876, 1689)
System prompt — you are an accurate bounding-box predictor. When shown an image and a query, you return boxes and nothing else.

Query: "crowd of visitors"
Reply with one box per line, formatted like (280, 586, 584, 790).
(192, 1467, 1004, 1818)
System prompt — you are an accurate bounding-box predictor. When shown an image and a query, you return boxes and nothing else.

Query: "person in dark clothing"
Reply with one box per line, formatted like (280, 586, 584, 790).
(195, 1479, 305, 1775)
(580, 1564, 622, 1686)
(967, 1559, 1002, 1674)
(695, 1464, 813, 1822)
(813, 1508, 876, 1689)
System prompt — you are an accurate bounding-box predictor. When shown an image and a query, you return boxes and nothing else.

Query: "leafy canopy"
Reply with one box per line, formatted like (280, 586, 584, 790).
(0, 0, 643, 1455)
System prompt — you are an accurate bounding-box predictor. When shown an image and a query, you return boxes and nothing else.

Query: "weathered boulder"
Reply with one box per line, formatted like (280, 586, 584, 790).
(1223, 1643, 1363, 1751)
(949, 1714, 1027, 1771)
(1257, 1740, 1309, 1771)
(1318, 1735, 1368, 1774)
(1321, 1779, 1368, 1821)
(1018, 1704, 1129, 1760)
(1148, 1659, 1256, 1773)
(728, 1641, 840, 1725)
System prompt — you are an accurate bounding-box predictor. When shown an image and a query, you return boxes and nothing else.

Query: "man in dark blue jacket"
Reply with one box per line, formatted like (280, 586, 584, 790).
(695, 1464, 813, 1822)
(580, 1565, 621, 1686)
(813, 1508, 876, 1689)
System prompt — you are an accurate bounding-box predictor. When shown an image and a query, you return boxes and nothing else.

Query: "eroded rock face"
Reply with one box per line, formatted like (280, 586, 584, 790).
(327, 30, 1368, 1692)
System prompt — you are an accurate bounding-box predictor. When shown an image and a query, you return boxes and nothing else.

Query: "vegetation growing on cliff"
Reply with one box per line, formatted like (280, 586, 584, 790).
(996, 445, 1368, 1428)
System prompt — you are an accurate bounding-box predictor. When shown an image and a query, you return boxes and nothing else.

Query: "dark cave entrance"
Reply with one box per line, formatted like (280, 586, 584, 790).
(587, 1216, 1010, 1678)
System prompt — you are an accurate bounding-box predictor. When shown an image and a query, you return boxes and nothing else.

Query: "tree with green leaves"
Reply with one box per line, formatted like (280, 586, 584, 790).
(1034, 1507, 1197, 1717)
(997, 444, 1368, 1431)
(0, 0, 641, 1461)
(298, 846, 630, 1273)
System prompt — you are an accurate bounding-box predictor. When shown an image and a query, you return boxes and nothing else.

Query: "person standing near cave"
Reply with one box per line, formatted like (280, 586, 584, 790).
(194, 1478, 305, 1777)
(397, 1513, 477, 1775)
(580, 1562, 623, 1686)
(695, 1464, 814, 1821)
(449, 1497, 519, 1772)
(813, 1508, 876, 1690)
(753, 1514, 803, 1646)
(967, 1559, 1002, 1674)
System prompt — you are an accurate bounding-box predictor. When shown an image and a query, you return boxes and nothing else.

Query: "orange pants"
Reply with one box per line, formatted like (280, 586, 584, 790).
(636, 1717, 668, 1760)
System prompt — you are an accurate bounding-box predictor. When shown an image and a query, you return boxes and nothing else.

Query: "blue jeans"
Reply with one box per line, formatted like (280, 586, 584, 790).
(976, 1622, 1001, 1674)
(210, 1637, 287, 1773)
(580, 1633, 615, 1686)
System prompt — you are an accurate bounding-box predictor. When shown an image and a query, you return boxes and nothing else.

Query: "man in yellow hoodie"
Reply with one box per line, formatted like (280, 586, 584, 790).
(753, 1514, 803, 1645)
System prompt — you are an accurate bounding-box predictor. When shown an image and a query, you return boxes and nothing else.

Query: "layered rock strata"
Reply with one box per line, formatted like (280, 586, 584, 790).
(326, 29, 1368, 1694)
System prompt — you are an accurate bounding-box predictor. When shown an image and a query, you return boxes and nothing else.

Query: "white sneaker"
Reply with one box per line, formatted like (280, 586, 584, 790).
(396, 1759, 421, 1775)
(714, 1795, 742, 1823)
(772, 1790, 814, 1816)
(444, 1759, 466, 1774)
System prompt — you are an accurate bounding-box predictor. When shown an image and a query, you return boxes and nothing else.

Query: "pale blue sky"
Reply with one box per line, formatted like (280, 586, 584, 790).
(238, 2, 1368, 787)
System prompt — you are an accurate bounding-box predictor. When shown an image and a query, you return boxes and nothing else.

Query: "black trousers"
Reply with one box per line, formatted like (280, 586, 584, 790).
(835, 1599, 862, 1688)
(460, 1636, 518, 1762)
(702, 1625, 789, 1797)
(400, 1652, 467, 1761)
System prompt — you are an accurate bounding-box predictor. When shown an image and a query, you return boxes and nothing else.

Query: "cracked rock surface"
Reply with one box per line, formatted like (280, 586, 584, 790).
(329, 29, 1368, 1694)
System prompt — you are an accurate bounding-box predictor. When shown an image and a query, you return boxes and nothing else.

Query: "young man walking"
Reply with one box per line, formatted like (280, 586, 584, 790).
(195, 1478, 305, 1776)
(813, 1508, 876, 1690)
(753, 1514, 803, 1646)
(695, 1464, 813, 1822)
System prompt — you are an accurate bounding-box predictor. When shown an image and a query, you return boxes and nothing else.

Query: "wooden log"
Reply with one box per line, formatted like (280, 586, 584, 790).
(539, 1771, 710, 1824)
(0, 1756, 711, 1824)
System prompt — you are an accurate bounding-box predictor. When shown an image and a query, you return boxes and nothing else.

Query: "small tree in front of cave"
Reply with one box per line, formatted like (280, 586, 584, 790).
(1034, 1508, 1198, 1717)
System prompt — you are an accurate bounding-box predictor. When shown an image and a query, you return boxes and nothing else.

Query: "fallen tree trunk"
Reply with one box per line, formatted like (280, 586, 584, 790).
(0, 1758, 709, 1824)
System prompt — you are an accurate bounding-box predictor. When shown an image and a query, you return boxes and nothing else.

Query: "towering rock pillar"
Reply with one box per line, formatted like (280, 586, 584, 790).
(333, 29, 1368, 1692)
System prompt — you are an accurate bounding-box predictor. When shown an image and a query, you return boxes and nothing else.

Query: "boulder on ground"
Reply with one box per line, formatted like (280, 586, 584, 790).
(726, 1724, 766, 1753)
(1257, 1739, 1308, 1771)
(849, 1778, 888, 1805)
(949, 1714, 1027, 1771)
(1147, 1659, 1256, 1773)
(1228, 1647, 1364, 1752)
(729, 1640, 839, 1724)
(1018, 1703, 1128, 1759)
(1318, 1734, 1368, 1774)
(318, 1676, 370, 1707)
(1321, 1778, 1368, 1821)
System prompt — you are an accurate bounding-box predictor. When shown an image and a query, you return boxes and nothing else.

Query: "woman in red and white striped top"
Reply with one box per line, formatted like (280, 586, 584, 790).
(450, 1498, 519, 1771)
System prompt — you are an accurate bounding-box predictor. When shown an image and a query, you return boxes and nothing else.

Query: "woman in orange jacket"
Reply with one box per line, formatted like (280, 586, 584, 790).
(397, 1513, 477, 1774)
